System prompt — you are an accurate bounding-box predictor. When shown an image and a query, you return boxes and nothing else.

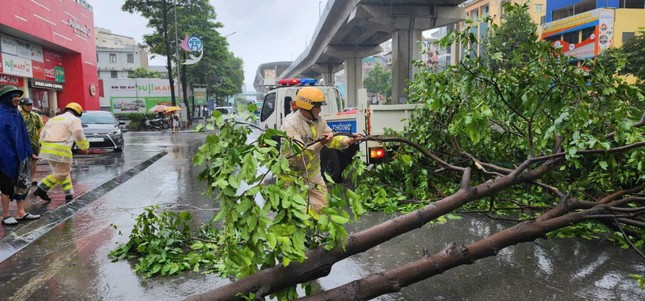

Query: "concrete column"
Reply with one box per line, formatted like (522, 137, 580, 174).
(323, 64, 335, 86)
(49, 90, 58, 116)
(391, 29, 423, 104)
(344, 57, 363, 107)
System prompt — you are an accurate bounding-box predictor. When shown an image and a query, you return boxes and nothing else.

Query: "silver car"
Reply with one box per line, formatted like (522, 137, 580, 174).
(78, 110, 125, 152)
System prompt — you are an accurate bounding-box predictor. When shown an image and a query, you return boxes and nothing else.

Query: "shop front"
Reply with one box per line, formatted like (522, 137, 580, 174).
(0, 0, 98, 112)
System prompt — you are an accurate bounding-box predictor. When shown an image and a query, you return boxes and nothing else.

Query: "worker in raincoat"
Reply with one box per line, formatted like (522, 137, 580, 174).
(33, 102, 89, 202)
(19, 97, 44, 185)
(281, 87, 362, 213)
(0, 85, 41, 225)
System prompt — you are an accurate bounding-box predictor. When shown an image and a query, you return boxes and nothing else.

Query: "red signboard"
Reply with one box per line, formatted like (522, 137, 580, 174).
(0, 73, 24, 86)
(32, 61, 45, 79)
(43, 48, 63, 82)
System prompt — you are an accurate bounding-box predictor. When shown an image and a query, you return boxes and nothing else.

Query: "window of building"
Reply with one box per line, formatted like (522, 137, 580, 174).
(581, 27, 595, 41)
(471, 8, 479, 20)
(111, 71, 118, 78)
(96, 53, 99, 62)
(540, 15, 546, 25)
(552, 0, 596, 21)
(128, 71, 134, 78)
(623, 32, 636, 42)
(563, 31, 580, 44)
(620, 0, 645, 8)
(535, 4, 543, 12)
(482, 5, 489, 17)
(109, 53, 116, 63)
(544, 35, 561, 42)
(127, 53, 134, 63)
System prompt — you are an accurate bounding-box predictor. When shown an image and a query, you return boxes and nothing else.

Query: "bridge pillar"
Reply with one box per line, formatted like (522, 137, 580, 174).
(344, 57, 363, 107)
(323, 64, 335, 86)
(392, 29, 423, 104)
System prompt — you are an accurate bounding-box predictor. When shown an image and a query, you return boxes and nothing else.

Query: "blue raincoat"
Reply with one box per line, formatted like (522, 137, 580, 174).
(0, 92, 33, 181)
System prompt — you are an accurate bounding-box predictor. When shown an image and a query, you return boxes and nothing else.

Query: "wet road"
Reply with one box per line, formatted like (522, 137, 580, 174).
(0, 130, 643, 300)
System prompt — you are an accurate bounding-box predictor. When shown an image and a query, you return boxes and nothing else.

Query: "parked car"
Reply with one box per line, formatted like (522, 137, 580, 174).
(213, 106, 235, 115)
(76, 110, 125, 152)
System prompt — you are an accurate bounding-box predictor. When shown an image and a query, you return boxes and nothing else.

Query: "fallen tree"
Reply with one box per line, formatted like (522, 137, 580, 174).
(112, 4, 645, 300)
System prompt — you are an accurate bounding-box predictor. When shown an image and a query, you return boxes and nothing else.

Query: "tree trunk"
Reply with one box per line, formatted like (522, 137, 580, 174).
(161, 2, 176, 106)
(189, 164, 553, 300)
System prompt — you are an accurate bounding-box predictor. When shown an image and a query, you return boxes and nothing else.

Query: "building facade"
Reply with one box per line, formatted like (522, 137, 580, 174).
(0, 0, 99, 116)
(452, 0, 547, 62)
(542, 0, 645, 60)
(95, 28, 149, 80)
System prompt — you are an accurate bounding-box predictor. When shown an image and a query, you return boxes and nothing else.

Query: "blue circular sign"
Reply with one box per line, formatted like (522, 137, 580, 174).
(187, 36, 203, 52)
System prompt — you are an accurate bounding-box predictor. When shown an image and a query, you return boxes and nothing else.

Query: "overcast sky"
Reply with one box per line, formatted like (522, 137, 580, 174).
(89, 0, 325, 92)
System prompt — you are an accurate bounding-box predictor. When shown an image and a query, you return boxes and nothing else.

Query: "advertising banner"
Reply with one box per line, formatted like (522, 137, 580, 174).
(44, 48, 64, 82)
(54, 66, 65, 82)
(0, 73, 24, 86)
(103, 78, 178, 113)
(542, 8, 615, 59)
(32, 61, 45, 79)
(0, 34, 17, 55)
(193, 87, 207, 105)
(2, 53, 33, 77)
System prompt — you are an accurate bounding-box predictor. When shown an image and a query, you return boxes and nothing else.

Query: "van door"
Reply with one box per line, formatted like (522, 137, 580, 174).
(260, 92, 277, 129)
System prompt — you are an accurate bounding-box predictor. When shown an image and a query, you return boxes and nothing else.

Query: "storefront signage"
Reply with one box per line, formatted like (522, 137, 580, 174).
(89, 83, 96, 96)
(1, 34, 44, 62)
(54, 66, 65, 82)
(74, 0, 93, 11)
(31, 79, 64, 90)
(69, 18, 91, 39)
(2, 53, 32, 77)
(0, 35, 17, 55)
(542, 8, 615, 59)
(137, 83, 174, 94)
(193, 87, 207, 105)
(0, 74, 23, 86)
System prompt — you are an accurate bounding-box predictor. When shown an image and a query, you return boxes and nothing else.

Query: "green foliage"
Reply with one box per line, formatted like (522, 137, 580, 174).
(128, 67, 163, 79)
(598, 30, 645, 89)
(363, 63, 392, 103)
(351, 2, 645, 244)
(111, 106, 364, 299)
(122, 0, 244, 105)
(109, 206, 218, 277)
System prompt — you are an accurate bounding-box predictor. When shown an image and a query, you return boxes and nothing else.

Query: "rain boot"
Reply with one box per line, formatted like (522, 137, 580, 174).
(33, 187, 51, 202)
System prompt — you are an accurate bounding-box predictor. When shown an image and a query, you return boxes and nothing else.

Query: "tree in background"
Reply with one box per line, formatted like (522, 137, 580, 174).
(363, 63, 391, 103)
(122, 0, 196, 107)
(128, 67, 163, 79)
(486, 2, 538, 72)
(598, 30, 645, 89)
(123, 0, 244, 118)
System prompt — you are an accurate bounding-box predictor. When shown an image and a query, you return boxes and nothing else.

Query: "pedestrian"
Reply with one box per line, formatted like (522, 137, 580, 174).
(33, 102, 89, 202)
(19, 97, 44, 185)
(0, 85, 41, 225)
(281, 87, 362, 214)
(171, 113, 179, 134)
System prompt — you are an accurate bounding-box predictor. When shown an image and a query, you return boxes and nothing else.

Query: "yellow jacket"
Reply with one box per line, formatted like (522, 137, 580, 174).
(39, 112, 89, 163)
(281, 110, 352, 185)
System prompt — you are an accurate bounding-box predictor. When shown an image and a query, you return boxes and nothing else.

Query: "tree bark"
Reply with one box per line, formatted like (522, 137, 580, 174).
(189, 162, 554, 300)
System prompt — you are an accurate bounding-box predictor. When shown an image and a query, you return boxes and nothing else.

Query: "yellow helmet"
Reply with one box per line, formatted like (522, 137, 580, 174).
(65, 102, 83, 116)
(295, 87, 326, 110)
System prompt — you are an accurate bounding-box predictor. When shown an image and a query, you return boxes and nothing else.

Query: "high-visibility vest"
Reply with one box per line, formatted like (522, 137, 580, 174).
(39, 112, 88, 163)
(281, 110, 350, 185)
